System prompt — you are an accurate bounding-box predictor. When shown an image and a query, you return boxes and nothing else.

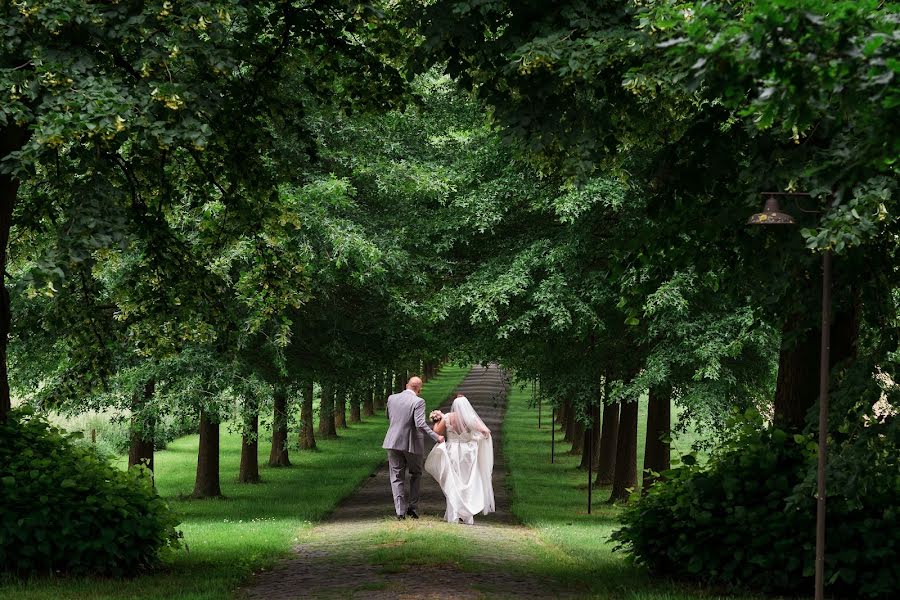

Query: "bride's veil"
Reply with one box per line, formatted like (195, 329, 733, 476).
(450, 395, 495, 514)
(450, 396, 490, 435)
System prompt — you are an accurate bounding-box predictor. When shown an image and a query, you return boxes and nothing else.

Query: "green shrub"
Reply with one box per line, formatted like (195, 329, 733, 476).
(0, 408, 182, 576)
(612, 412, 899, 599)
(47, 410, 198, 456)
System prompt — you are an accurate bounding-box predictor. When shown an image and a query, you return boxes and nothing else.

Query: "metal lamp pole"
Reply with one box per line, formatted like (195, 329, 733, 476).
(748, 192, 830, 600)
(814, 249, 832, 600)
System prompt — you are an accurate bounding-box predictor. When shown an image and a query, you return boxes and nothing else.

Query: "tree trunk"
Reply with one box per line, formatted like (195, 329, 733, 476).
(349, 388, 362, 423)
(299, 380, 316, 450)
(393, 370, 405, 394)
(128, 379, 156, 473)
(0, 125, 28, 424)
(376, 370, 389, 410)
(569, 415, 585, 456)
(596, 401, 619, 486)
(318, 382, 337, 438)
(238, 409, 260, 483)
(335, 386, 348, 429)
(775, 304, 860, 430)
(643, 385, 671, 492)
(269, 385, 291, 467)
(556, 398, 566, 428)
(193, 410, 222, 498)
(564, 400, 576, 442)
(774, 318, 820, 430)
(579, 403, 601, 470)
(608, 399, 638, 503)
(363, 383, 375, 417)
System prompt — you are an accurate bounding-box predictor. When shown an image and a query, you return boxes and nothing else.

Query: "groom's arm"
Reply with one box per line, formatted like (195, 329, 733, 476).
(413, 398, 441, 443)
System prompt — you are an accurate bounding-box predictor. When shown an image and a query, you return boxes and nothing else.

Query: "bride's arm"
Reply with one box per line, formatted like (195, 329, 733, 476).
(433, 416, 447, 437)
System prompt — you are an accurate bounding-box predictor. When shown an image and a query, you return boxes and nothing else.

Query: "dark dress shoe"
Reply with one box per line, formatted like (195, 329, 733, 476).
(406, 509, 419, 519)
(396, 514, 406, 520)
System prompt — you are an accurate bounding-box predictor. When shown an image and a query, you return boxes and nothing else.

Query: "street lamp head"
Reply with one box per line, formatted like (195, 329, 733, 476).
(747, 195, 796, 225)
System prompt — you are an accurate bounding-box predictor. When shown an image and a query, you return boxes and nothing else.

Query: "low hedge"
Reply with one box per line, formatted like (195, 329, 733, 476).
(1, 408, 182, 576)
(612, 416, 898, 598)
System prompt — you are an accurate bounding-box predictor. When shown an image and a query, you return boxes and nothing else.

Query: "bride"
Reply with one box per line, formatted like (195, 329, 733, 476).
(424, 395, 495, 525)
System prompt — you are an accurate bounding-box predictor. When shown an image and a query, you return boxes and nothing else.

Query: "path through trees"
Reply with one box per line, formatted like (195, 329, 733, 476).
(243, 365, 575, 599)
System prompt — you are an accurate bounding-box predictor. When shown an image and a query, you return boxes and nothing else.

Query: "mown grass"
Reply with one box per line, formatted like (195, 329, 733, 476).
(503, 382, 765, 600)
(0, 365, 471, 600)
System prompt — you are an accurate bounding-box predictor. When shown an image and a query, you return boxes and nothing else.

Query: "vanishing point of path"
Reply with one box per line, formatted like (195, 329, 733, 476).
(242, 365, 574, 599)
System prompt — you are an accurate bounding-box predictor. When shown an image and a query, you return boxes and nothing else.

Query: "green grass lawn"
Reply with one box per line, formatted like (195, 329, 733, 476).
(0, 365, 471, 600)
(503, 382, 765, 600)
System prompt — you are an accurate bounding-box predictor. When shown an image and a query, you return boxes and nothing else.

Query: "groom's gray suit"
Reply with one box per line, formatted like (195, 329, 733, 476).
(382, 389, 440, 516)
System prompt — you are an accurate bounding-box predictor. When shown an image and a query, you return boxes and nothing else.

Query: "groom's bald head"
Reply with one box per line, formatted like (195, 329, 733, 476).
(406, 376, 423, 393)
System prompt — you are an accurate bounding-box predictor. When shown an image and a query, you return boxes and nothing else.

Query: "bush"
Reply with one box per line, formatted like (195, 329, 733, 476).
(47, 410, 198, 457)
(611, 411, 899, 599)
(0, 408, 182, 576)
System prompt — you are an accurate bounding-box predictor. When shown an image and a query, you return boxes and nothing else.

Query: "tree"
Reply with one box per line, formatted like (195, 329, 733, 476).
(407, 0, 899, 433)
(1, 0, 412, 429)
(268, 384, 291, 467)
(642, 385, 671, 491)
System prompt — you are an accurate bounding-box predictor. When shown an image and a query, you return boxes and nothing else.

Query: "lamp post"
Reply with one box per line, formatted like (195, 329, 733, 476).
(748, 192, 831, 600)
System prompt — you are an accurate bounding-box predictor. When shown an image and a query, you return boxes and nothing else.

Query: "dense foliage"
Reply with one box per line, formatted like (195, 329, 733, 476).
(1, 0, 898, 595)
(612, 407, 899, 598)
(0, 408, 181, 576)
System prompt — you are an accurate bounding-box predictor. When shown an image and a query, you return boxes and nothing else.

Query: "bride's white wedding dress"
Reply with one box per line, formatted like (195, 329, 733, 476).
(424, 396, 495, 524)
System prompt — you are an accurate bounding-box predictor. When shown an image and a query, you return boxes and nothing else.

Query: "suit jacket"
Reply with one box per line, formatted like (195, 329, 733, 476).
(382, 389, 440, 455)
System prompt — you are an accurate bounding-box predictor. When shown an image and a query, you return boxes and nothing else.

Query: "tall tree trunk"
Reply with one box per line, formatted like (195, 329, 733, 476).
(269, 385, 291, 467)
(596, 401, 619, 486)
(774, 318, 820, 430)
(349, 388, 362, 423)
(363, 382, 375, 417)
(556, 398, 567, 428)
(0, 125, 28, 424)
(238, 408, 260, 483)
(579, 403, 601, 470)
(128, 379, 156, 473)
(775, 303, 860, 430)
(393, 370, 404, 394)
(608, 399, 639, 503)
(335, 386, 348, 429)
(318, 382, 337, 438)
(376, 370, 389, 410)
(193, 410, 222, 498)
(569, 415, 585, 456)
(299, 380, 316, 450)
(564, 400, 576, 442)
(643, 385, 671, 492)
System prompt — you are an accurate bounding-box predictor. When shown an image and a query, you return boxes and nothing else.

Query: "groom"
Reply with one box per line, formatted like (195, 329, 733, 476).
(382, 376, 444, 520)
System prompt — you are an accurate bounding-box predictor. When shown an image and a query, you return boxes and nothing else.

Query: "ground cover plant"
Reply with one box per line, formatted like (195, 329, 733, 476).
(613, 410, 899, 598)
(0, 408, 181, 577)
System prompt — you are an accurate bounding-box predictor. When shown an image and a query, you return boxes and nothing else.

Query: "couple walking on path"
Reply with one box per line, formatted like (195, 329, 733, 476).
(383, 375, 495, 525)
(243, 364, 573, 599)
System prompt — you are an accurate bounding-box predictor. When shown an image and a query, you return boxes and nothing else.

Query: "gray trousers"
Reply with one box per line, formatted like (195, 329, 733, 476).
(387, 449, 423, 516)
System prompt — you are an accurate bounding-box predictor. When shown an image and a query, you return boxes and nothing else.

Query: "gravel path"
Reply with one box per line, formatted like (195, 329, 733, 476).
(240, 365, 574, 599)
